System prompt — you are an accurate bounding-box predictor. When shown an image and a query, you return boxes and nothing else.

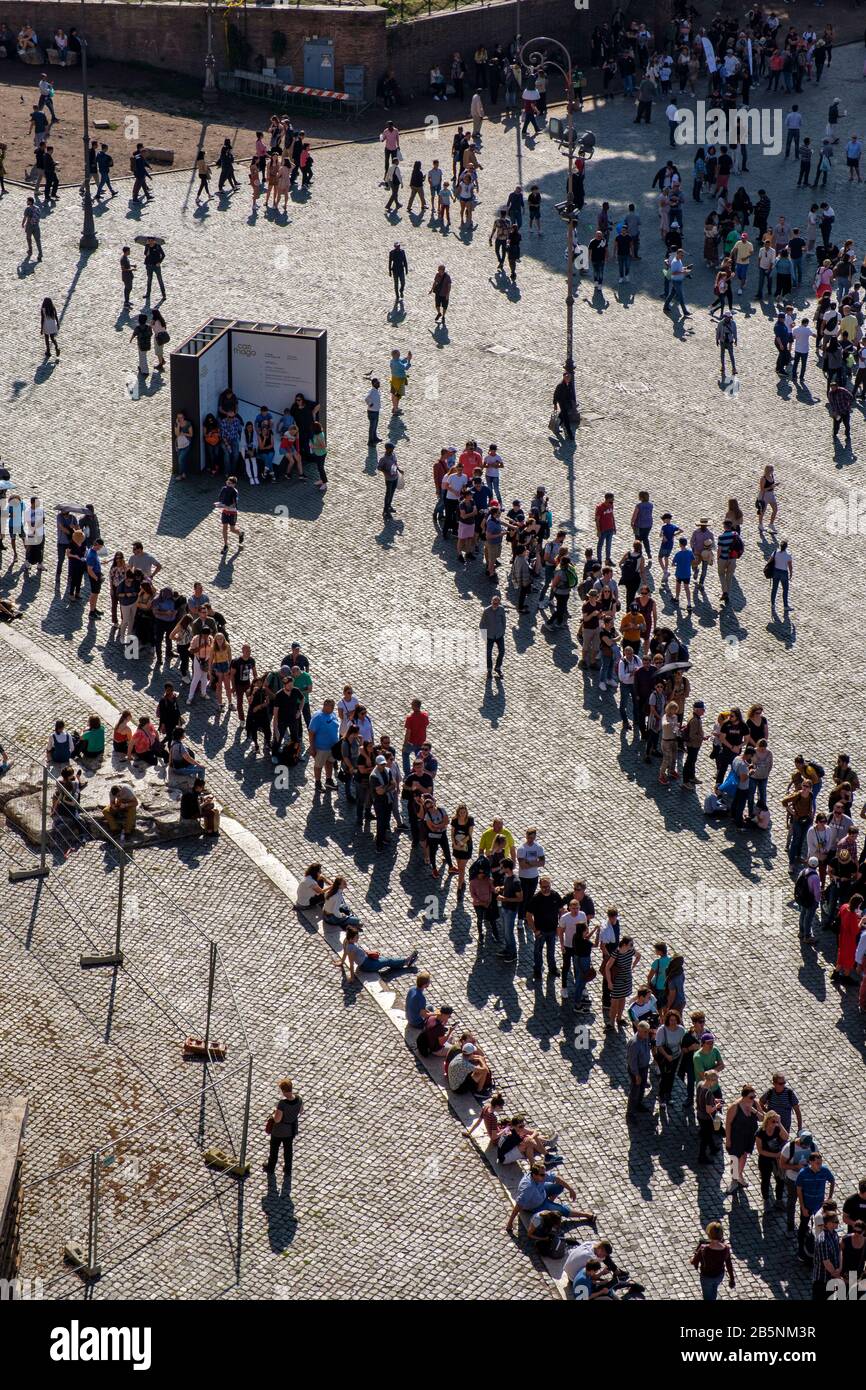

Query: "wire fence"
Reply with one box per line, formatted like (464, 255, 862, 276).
(1, 734, 256, 1291)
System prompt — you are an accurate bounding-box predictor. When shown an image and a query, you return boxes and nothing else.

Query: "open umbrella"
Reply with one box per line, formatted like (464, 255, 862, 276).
(656, 660, 692, 678)
(133, 234, 166, 246)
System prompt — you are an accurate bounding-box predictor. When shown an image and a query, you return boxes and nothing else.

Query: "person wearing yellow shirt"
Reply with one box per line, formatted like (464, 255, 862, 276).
(730, 231, 754, 295)
(478, 818, 515, 859)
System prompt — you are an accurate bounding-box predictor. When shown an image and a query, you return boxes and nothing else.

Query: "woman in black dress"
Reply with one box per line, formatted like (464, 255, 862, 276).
(725, 1084, 762, 1193)
(290, 392, 320, 462)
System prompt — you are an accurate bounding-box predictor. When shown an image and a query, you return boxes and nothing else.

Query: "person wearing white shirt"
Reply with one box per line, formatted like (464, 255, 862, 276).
(558, 905, 587, 993)
(792, 319, 815, 383)
(516, 828, 545, 918)
(365, 379, 381, 448)
(769, 540, 792, 612)
(617, 645, 642, 729)
(564, 1237, 624, 1286)
(337, 686, 359, 736)
(23, 497, 45, 572)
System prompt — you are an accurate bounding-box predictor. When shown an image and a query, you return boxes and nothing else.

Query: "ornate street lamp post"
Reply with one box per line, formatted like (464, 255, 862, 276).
(520, 35, 576, 373)
(79, 31, 98, 252)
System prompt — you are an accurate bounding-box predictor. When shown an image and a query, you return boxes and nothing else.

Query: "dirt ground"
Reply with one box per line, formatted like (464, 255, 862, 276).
(0, 59, 381, 183)
(0, 4, 862, 183)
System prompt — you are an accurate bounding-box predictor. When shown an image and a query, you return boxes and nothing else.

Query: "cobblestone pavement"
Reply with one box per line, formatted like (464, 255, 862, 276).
(2, 43, 866, 1300)
(0, 656, 550, 1301)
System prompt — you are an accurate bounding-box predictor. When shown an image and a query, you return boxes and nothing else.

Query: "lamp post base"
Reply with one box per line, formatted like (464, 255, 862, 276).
(202, 84, 218, 105)
(79, 231, 98, 252)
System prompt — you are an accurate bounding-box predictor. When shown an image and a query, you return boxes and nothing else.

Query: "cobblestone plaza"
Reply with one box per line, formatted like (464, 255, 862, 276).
(1, 35, 865, 1304)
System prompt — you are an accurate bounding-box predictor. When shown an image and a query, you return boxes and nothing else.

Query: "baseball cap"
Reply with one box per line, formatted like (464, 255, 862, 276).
(462, 1042, 477, 1056)
(700, 1032, 715, 1043)
(808, 856, 819, 867)
(490, 500, 500, 508)
(798, 1129, 813, 1143)
(375, 755, 387, 765)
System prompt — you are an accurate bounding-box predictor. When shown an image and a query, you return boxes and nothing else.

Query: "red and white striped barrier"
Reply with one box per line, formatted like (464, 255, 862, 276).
(282, 84, 349, 101)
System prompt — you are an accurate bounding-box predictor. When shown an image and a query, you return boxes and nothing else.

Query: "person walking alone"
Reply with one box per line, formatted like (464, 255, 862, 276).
(378, 443, 402, 519)
(480, 592, 506, 678)
(263, 1077, 303, 1191)
(716, 311, 737, 382)
(144, 238, 166, 302)
(430, 264, 451, 324)
(389, 241, 408, 302)
(39, 297, 60, 359)
(22, 197, 42, 261)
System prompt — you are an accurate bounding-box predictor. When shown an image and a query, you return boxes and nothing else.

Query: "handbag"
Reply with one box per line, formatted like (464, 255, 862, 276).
(395, 469, 406, 490)
(156, 330, 170, 345)
(763, 553, 776, 579)
(548, 411, 559, 431)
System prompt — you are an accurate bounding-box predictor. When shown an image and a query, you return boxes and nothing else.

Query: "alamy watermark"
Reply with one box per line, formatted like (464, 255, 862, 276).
(674, 880, 785, 929)
(826, 488, 866, 536)
(378, 624, 486, 671)
(674, 102, 782, 157)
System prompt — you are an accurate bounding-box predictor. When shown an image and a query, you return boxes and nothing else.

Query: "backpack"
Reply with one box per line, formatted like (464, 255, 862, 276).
(728, 533, 744, 559)
(129, 155, 137, 174)
(51, 731, 73, 763)
(416, 1025, 433, 1058)
(620, 553, 639, 580)
(804, 761, 825, 779)
(565, 564, 579, 589)
(794, 869, 814, 907)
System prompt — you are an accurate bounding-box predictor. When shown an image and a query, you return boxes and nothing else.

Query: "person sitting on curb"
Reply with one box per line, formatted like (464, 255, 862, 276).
(295, 862, 329, 911)
(505, 1159, 593, 1235)
(463, 1089, 506, 1142)
(336, 925, 418, 982)
(74, 714, 105, 761)
(446, 1039, 493, 1097)
(496, 1114, 562, 1167)
(103, 783, 138, 842)
(416, 1003, 455, 1057)
(179, 778, 219, 836)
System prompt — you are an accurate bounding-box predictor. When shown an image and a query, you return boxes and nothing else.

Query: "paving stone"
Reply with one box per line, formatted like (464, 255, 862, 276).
(1, 44, 866, 1301)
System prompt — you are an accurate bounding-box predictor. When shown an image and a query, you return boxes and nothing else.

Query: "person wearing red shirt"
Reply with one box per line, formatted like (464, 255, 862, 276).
(595, 491, 616, 562)
(835, 894, 863, 982)
(459, 439, 482, 478)
(403, 698, 430, 776)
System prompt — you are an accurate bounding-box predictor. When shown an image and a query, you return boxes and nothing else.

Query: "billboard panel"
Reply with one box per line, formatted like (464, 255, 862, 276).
(197, 329, 230, 469)
(230, 331, 319, 412)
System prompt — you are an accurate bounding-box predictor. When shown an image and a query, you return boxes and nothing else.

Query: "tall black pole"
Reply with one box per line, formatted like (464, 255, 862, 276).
(514, 0, 522, 186)
(203, 0, 218, 104)
(521, 36, 576, 374)
(564, 59, 575, 375)
(80, 34, 98, 251)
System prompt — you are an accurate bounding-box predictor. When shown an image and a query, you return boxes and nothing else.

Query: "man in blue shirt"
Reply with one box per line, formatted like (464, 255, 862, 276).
(506, 1160, 589, 1235)
(672, 536, 694, 613)
(796, 1152, 835, 1261)
(85, 538, 103, 621)
(308, 698, 340, 790)
(405, 971, 431, 1029)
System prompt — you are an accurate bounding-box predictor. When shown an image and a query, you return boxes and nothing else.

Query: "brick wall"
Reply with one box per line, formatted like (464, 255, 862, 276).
(385, 0, 674, 95)
(0, 2, 388, 88)
(0, 1, 671, 92)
